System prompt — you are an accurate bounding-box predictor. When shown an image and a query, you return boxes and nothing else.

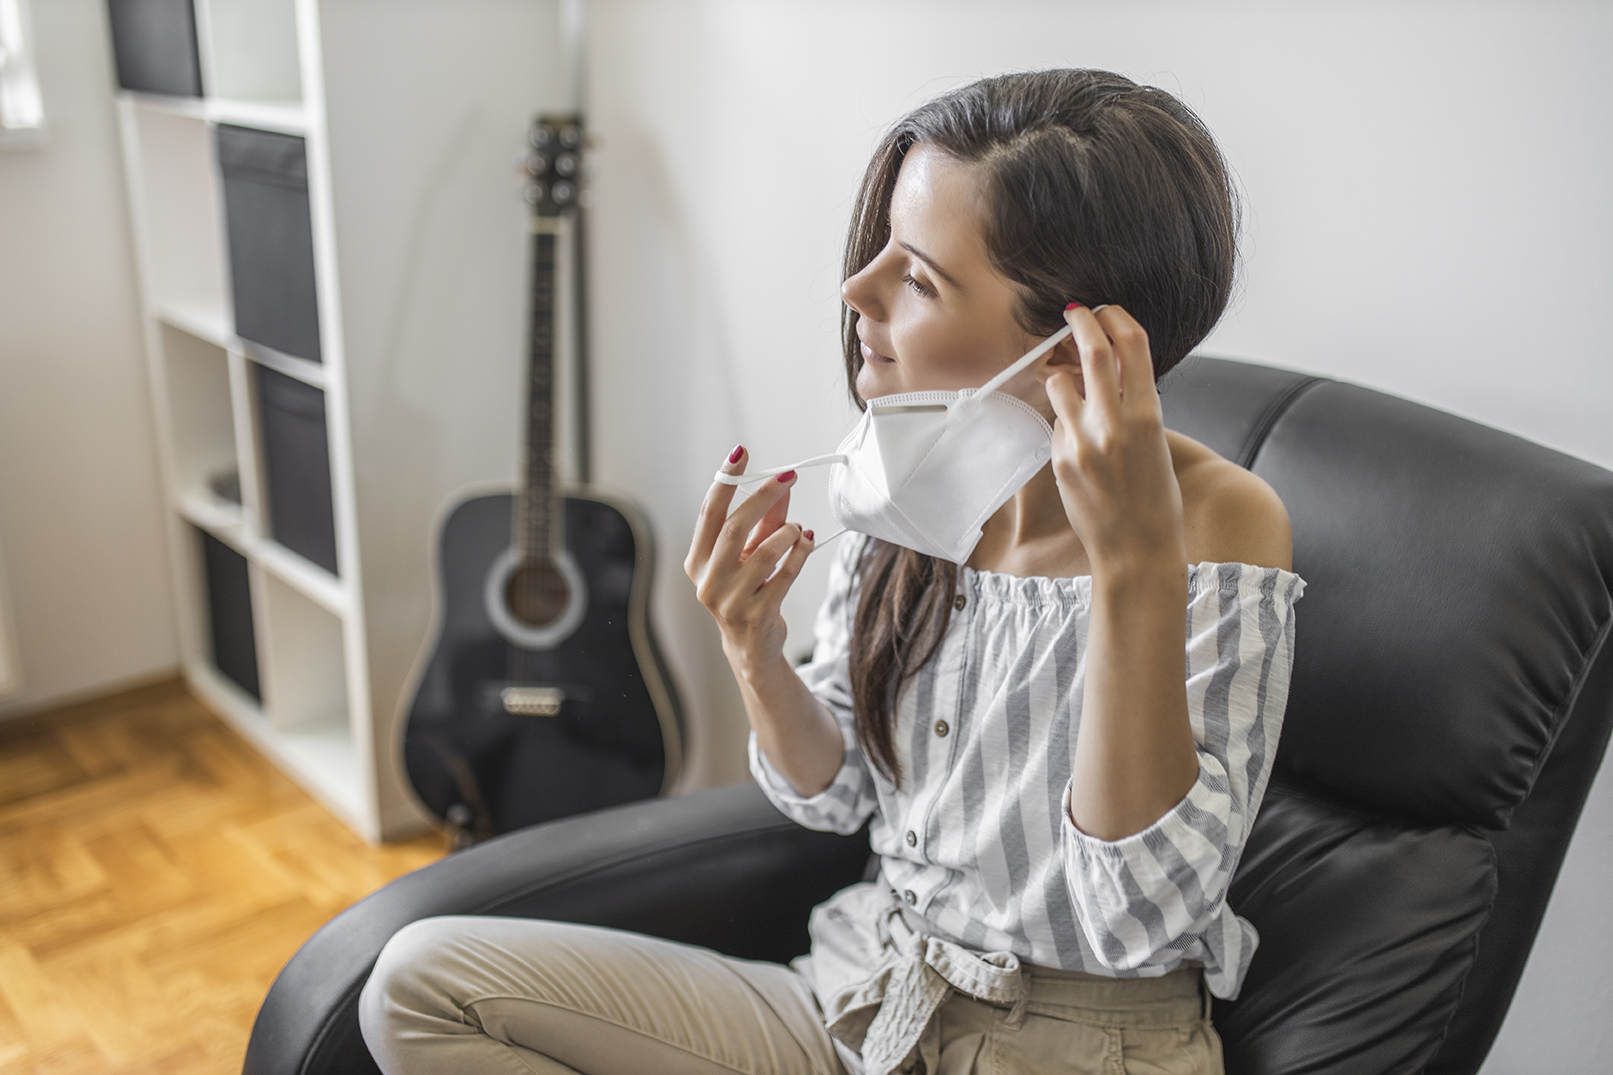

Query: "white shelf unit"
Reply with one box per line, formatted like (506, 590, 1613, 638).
(115, 0, 562, 841)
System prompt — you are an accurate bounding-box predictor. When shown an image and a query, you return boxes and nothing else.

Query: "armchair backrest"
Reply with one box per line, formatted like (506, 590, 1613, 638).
(1160, 358, 1613, 1074)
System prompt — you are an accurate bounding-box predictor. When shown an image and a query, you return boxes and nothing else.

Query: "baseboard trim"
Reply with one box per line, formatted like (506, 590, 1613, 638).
(0, 667, 184, 734)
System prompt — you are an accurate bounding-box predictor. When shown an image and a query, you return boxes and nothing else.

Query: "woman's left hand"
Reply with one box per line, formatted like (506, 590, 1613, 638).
(1040, 304, 1186, 577)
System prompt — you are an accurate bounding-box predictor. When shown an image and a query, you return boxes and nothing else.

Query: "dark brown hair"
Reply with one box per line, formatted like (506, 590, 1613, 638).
(843, 69, 1238, 786)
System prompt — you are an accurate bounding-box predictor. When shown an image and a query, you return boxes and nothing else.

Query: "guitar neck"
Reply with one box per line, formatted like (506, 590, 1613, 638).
(516, 113, 585, 563)
(518, 220, 560, 562)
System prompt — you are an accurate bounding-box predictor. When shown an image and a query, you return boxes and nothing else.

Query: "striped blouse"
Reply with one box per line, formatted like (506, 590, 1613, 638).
(749, 535, 1306, 1025)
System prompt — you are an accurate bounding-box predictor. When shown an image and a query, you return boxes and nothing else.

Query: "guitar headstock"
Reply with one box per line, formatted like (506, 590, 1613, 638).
(523, 113, 585, 218)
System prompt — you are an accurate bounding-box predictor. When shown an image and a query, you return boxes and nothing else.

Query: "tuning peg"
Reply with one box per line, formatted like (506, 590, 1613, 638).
(529, 126, 552, 148)
(551, 180, 574, 205)
(559, 124, 582, 148)
(524, 181, 545, 205)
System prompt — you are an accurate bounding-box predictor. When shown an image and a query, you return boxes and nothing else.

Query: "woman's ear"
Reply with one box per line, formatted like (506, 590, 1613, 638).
(1035, 336, 1086, 399)
(1046, 334, 1078, 367)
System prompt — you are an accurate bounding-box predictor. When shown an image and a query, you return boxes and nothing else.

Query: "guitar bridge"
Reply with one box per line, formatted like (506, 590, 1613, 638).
(501, 686, 566, 716)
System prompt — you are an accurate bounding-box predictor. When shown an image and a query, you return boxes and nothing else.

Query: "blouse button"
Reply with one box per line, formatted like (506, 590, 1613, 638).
(905, 830, 917, 847)
(953, 593, 967, 611)
(904, 889, 917, 905)
(934, 720, 949, 737)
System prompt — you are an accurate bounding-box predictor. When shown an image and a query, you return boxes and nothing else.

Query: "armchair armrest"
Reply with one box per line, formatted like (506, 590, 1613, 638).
(243, 783, 871, 1075)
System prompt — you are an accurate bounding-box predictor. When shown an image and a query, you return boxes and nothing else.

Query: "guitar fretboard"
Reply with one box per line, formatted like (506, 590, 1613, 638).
(518, 226, 559, 562)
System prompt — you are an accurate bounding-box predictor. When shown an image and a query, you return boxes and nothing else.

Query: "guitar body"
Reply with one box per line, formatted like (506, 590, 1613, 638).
(402, 489, 683, 835)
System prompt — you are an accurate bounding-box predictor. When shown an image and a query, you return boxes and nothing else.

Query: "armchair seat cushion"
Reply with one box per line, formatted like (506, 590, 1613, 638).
(1216, 785, 1498, 1074)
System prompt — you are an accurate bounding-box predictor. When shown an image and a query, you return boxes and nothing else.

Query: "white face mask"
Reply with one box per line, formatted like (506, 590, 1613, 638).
(716, 324, 1073, 565)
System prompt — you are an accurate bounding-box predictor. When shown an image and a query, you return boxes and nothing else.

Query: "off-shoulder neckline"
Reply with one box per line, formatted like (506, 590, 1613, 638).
(959, 560, 1295, 582)
(956, 562, 1302, 607)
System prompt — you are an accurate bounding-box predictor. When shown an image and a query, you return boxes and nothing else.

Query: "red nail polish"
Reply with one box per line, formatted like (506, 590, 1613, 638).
(804, 529, 815, 542)
(1065, 302, 1083, 311)
(777, 470, 796, 483)
(728, 444, 744, 464)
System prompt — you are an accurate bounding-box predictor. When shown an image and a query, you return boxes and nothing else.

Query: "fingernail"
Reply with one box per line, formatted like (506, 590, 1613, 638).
(776, 470, 796, 483)
(804, 529, 815, 542)
(728, 444, 744, 464)
(1065, 302, 1084, 311)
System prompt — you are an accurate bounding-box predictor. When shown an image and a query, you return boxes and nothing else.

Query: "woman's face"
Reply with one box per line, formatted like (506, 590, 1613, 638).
(842, 143, 1055, 410)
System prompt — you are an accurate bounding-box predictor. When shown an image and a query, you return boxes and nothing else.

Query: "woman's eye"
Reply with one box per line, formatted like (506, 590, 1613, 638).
(902, 273, 934, 298)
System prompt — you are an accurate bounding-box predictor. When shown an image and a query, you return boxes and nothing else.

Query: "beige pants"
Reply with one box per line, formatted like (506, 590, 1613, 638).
(358, 916, 1224, 1075)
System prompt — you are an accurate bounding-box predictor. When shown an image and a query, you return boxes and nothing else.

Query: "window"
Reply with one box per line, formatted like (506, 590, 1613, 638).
(0, 0, 44, 144)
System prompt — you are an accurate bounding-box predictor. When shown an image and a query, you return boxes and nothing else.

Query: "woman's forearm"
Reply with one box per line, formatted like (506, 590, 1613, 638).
(1067, 559, 1198, 841)
(730, 649, 846, 797)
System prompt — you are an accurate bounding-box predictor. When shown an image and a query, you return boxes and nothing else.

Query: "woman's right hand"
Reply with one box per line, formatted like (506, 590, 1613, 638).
(684, 446, 816, 673)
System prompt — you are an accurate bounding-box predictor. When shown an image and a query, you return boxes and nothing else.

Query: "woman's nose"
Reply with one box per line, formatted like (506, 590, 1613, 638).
(841, 261, 885, 323)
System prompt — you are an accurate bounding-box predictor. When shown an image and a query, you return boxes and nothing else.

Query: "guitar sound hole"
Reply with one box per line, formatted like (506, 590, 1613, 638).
(506, 560, 571, 627)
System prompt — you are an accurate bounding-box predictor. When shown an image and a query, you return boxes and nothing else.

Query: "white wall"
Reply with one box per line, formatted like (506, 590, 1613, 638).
(580, 0, 1612, 1068)
(0, 0, 178, 720)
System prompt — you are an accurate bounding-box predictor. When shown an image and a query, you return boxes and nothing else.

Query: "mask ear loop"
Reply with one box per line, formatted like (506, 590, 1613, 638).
(968, 323, 1074, 404)
(711, 452, 848, 486)
(968, 305, 1110, 406)
(710, 452, 853, 548)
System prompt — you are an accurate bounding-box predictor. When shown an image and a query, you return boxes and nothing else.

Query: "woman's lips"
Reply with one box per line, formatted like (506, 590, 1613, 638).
(860, 340, 895, 364)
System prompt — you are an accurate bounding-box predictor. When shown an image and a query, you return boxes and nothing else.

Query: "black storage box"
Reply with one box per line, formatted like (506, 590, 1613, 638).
(105, 0, 203, 97)
(256, 365, 339, 575)
(198, 527, 260, 700)
(218, 125, 323, 363)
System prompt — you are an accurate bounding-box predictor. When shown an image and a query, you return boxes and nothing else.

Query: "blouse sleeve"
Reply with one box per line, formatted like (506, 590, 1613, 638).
(748, 536, 881, 836)
(1060, 562, 1306, 999)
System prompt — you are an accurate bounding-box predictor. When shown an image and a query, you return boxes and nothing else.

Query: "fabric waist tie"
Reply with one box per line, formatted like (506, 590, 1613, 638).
(843, 897, 1028, 1075)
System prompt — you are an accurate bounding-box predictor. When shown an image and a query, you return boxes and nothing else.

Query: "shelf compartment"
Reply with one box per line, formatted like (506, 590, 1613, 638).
(258, 571, 347, 731)
(254, 363, 339, 575)
(256, 572, 364, 823)
(199, 0, 303, 105)
(196, 525, 260, 700)
(217, 123, 322, 363)
(127, 102, 229, 331)
(107, 0, 204, 97)
(160, 323, 241, 510)
(268, 714, 364, 828)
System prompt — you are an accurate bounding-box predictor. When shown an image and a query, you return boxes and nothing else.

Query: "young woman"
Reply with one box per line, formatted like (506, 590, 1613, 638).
(361, 69, 1302, 1075)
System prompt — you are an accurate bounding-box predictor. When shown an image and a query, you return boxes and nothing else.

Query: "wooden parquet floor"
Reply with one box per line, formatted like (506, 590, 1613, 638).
(0, 678, 444, 1074)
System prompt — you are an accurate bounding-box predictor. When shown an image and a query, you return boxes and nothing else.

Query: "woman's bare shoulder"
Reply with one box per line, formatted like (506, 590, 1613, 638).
(1167, 431, 1293, 572)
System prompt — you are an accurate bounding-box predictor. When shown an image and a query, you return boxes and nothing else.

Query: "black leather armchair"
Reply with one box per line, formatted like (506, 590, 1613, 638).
(244, 359, 1613, 1075)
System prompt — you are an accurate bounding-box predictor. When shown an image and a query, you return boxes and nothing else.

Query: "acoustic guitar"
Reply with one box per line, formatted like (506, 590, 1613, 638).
(401, 113, 684, 847)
